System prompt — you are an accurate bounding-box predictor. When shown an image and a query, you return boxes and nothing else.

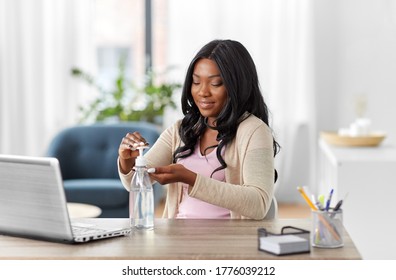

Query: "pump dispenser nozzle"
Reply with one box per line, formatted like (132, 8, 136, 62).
(135, 145, 148, 167)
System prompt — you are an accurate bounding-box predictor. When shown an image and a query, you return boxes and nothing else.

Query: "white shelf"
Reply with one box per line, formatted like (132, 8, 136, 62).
(318, 139, 396, 259)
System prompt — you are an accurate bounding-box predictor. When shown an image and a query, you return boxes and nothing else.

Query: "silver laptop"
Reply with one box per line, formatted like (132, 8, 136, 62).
(0, 154, 130, 243)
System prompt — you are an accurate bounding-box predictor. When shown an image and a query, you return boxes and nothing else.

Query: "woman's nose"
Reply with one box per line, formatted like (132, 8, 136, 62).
(198, 83, 210, 96)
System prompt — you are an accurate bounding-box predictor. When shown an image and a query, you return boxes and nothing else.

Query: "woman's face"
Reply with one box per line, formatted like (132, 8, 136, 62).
(191, 58, 227, 125)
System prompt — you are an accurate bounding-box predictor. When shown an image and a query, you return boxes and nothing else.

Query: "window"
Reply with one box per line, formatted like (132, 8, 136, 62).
(93, 0, 167, 88)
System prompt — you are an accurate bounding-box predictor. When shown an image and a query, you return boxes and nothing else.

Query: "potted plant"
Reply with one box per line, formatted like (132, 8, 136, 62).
(71, 56, 181, 124)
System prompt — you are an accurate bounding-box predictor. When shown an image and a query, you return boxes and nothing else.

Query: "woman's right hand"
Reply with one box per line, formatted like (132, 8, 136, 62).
(118, 132, 149, 173)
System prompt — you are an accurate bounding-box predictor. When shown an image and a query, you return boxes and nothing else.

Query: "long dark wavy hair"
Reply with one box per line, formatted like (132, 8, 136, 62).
(173, 39, 280, 179)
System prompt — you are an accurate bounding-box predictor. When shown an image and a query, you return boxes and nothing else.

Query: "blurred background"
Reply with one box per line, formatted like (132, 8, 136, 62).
(1, 0, 396, 204)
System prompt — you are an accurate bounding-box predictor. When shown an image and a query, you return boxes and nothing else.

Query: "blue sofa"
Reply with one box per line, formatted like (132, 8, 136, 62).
(46, 122, 164, 218)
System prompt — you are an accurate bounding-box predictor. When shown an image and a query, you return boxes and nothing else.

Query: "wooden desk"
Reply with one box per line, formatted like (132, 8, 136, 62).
(0, 218, 361, 260)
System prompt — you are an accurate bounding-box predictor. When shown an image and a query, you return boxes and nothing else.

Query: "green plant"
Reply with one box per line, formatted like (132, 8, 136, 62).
(71, 56, 181, 123)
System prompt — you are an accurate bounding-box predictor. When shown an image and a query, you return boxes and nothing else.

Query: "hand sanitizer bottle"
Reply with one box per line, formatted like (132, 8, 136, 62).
(129, 145, 154, 230)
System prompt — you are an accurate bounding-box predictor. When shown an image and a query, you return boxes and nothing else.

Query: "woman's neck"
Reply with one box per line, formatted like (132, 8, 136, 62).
(206, 117, 217, 128)
(200, 128, 219, 155)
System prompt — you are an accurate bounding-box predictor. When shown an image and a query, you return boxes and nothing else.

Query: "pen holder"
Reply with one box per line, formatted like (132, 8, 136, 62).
(311, 210, 344, 248)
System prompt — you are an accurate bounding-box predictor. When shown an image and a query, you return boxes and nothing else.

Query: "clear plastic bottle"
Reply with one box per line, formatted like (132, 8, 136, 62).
(129, 146, 154, 230)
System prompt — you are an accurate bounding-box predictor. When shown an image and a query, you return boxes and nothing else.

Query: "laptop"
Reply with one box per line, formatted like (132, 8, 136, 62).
(0, 154, 131, 243)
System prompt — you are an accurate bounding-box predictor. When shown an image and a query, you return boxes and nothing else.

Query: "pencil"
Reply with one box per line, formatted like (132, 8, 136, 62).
(297, 186, 318, 211)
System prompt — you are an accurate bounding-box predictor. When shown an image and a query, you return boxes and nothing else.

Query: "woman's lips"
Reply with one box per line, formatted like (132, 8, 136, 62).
(198, 101, 215, 109)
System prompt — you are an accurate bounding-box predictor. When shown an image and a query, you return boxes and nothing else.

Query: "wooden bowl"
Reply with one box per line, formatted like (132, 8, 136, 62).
(320, 131, 386, 147)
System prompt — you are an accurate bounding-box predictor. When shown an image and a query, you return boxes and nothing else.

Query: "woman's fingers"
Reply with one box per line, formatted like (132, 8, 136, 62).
(147, 164, 196, 186)
(147, 168, 156, 173)
(119, 132, 149, 160)
(122, 132, 149, 150)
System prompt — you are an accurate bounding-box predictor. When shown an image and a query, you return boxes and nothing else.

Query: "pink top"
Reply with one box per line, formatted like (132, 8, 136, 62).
(176, 141, 230, 219)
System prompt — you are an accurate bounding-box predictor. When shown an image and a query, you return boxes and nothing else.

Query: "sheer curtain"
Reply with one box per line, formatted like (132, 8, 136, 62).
(0, 0, 94, 156)
(266, 0, 316, 202)
(167, 0, 316, 203)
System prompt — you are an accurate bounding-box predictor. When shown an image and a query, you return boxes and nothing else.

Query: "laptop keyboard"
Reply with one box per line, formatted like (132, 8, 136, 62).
(70, 222, 130, 242)
(72, 225, 107, 236)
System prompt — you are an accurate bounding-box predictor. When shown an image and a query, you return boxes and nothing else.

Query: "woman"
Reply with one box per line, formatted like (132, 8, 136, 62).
(118, 39, 280, 220)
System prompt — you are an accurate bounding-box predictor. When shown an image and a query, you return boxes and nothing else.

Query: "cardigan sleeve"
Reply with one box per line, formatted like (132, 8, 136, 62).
(118, 120, 180, 191)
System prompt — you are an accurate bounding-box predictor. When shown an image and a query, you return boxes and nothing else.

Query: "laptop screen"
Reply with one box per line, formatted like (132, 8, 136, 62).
(0, 154, 74, 242)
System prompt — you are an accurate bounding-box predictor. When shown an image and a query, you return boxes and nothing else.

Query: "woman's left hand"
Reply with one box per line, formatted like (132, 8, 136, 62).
(148, 164, 197, 186)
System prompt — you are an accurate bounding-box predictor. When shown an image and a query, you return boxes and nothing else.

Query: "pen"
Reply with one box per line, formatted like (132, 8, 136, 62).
(296, 186, 318, 211)
(325, 189, 334, 211)
(333, 199, 343, 211)
(330, 199, 343, 218)
(318, 194, 325, 208)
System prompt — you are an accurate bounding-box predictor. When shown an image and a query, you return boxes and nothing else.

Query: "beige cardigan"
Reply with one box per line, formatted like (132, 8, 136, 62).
(118, 114, 275, 220)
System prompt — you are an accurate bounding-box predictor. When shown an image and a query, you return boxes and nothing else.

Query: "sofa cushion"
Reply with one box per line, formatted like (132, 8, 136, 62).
(64, 179, 128, 208)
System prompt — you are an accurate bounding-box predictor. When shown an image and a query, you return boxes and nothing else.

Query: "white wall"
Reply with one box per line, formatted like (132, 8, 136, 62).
(315, 0, 396, 145)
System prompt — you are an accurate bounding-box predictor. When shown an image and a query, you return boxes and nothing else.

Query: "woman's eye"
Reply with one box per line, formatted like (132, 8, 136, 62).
(211, 82, 223, 87)
(192, 81, 200, 85)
